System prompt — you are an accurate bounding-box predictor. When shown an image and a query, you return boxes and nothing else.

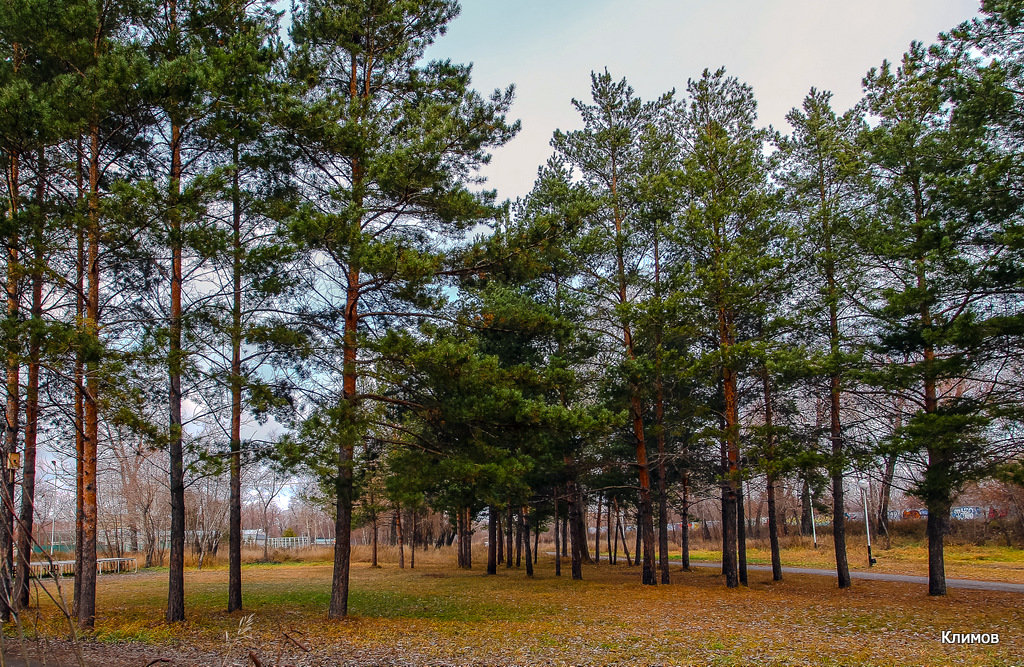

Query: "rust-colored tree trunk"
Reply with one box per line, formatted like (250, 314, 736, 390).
(328, 262, 359, 617)
(327, 54, 366, 616)
(593, 492, 601, 563)
(609, 163, 655, 585)
(78, 123, 102, 629)
(1, 145, 18, 623)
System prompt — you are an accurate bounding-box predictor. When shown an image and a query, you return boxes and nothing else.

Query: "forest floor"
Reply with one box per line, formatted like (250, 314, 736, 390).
(687, 537, 1024, 584)
(2, 545, 1022, 666)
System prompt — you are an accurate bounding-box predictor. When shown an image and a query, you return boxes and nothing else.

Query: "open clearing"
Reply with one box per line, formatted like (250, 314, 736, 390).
(4, 550, 1023, 666)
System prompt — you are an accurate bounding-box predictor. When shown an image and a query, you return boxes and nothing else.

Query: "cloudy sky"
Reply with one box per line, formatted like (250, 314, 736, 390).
(423, 0, 981, 202)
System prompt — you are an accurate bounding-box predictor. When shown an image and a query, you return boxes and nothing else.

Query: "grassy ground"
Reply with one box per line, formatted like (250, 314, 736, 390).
(3, 544, 1022, 666)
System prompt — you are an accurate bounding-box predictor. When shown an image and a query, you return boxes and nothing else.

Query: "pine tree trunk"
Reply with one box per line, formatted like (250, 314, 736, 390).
(878, 450, 897, 548)
(720, 329, 740, 588)
(561, 507, 568, 559)
(2, 145, 19, 623)
(568, 483, 582, 579)
(801, 477, 813, 536)
(397, 508, 404, 569)
(327, 52, 370, 615)
(634, 509, 641, 565)
(593, 492, 601, 563)
(575, 486, 591, 564)
(533, 519, 539, 565)
(766, 474, 782, 582)
(15, 150, 44, 610)
(737, 477, 748, 586)
(495, 510, 503, 566)
(328, 256, 359, 616)
(522, 508, 533, 577)
(410, 512, 416, 569)
(506, 505, 513, 568)
(371, 512, 378, 567)
(553, 494, 560, 577)
(613, 498, 620, 565)
(329, 438, 354, 617)
(463, 507, 472, 568)
(618, 509, 631, 566)
(681, 471, 690, 571)
(653, 229, 669, 584)
(878, 401, 902, 548)
(73, 137, 85, 616)
(610, 152, 655, 586)
(228, 143, 243, 614)
(763, 371, 782, 581)
(515, 510, 522, 567)
(77, 123, 102, 629)
(487, 506, 497, 575)
(454, 511, 464, 568)
(926, 494, 949, 596)
(166, 115, 186, 624)
(656, 394, 670, 583)
(831, 375, 851, 589)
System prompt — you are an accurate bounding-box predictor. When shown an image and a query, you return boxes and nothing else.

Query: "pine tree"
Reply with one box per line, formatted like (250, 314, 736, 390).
(550, 70, 673, 586)
(671, 68, 785, 588)
(55, 0, 149, 628)
(285, 0, 516, 617)
(779, 88, 867, 589)
(197, 0, 290, 616)
(858, 42, 1018, 595)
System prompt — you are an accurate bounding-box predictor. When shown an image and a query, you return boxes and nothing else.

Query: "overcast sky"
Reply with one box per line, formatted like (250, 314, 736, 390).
(423, 0, 981, 202)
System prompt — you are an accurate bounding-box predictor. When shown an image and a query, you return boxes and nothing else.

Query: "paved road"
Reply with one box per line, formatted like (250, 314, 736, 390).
(689, 561, 1024, 593)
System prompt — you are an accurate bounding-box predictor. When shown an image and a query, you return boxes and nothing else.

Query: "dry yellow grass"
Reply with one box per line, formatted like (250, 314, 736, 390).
(685, 535, 1024, 584)
(6, 546, 1023, 666)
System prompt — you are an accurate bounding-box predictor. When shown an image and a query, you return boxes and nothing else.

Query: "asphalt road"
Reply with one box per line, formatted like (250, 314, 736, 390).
(689, 561, 1024, 593)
